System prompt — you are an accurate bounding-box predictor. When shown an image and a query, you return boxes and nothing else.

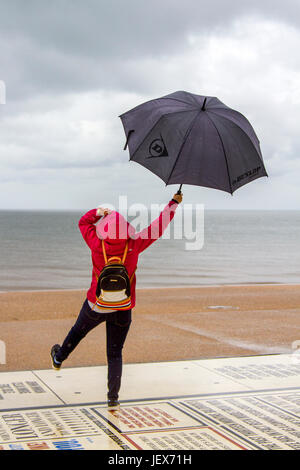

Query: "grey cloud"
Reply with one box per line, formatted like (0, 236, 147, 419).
(2, 1, 300, 54)
(0, 1, 300, 210)
(1, 0, 300, 101)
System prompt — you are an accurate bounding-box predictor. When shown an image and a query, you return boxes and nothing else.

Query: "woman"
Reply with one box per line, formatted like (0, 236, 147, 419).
(50, 193, 182, 410)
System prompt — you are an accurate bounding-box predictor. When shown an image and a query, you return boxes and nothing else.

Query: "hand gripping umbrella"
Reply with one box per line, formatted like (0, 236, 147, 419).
(119, 91, 267, 195)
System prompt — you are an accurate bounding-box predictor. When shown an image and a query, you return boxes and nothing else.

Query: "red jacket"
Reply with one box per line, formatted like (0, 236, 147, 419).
(78, 200, 179, 309)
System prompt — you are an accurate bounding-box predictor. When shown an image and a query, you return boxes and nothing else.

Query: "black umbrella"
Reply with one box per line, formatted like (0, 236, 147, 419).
(119, 90, 267, 195)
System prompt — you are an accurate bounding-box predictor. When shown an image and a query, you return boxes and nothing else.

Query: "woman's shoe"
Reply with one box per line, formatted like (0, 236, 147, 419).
(50, 344, 62, 370)
(107, 399, 120, 411)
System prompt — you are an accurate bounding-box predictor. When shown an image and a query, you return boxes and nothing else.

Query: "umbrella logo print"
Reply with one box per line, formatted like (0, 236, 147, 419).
(148, 135, 168, 158)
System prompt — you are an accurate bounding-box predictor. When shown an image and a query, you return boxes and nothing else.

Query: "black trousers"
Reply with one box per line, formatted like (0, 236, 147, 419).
(55, 299, 132, 401)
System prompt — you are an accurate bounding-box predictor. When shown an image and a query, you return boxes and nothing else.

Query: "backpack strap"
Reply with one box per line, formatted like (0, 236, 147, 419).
(102, 239, 108, 264)
(122, 242, 129, 264)
(130, 268, 136, 283)
(102, 239, 129, 265)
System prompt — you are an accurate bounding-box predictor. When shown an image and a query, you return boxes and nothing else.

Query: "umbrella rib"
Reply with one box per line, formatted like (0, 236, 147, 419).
(205, 113, 233, 195)
(162, 97, 198, 107)
(208, 109, 263, 161)
(119, 97, 170, 117)
(166, 110, 202, 185)
(207, 111, 268, 183)
(119, 98, 194, 118)
(129, 109, 199, 161)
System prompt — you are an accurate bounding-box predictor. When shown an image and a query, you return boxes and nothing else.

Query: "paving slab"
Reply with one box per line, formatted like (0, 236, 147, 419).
(0, 354, 299, 450)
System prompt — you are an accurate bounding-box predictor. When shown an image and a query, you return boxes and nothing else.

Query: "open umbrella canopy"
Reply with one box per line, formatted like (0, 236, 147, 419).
(119, 90, 268, 194)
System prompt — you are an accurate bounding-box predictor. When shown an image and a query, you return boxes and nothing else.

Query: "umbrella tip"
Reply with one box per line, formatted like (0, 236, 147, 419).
(201, 97, 207, 111)
(123, 129, 134, 150)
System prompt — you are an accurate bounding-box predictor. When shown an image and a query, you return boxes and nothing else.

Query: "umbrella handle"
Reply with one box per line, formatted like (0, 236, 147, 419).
(176, 184, 183, 195)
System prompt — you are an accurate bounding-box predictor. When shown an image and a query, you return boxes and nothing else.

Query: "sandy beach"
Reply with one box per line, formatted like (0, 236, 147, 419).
(0, 284, 299, 372)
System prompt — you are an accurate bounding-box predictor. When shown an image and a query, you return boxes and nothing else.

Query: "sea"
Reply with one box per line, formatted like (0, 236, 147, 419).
(0, 209, 300, 292)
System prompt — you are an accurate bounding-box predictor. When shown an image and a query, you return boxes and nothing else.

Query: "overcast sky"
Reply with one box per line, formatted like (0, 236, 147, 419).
(0, 0, 300, 211)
